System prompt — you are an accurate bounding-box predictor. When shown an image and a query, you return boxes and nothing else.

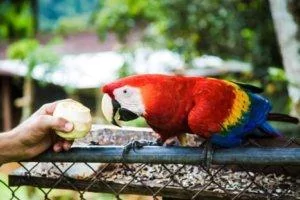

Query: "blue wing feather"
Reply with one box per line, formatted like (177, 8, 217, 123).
(210, 93, 280, 147)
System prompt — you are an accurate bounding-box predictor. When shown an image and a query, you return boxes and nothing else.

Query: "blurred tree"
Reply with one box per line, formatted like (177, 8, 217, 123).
(55, 15, 89, 36)
(0, 0, 35, 39)
(7, 39, 59, 121)
(94, 0, 281, 75)
(269, 0, 300, 118)
(38, 0, 98, 31)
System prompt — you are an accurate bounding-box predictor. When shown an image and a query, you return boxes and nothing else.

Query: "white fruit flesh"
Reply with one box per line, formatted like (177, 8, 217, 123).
(53, 99, 92, 140)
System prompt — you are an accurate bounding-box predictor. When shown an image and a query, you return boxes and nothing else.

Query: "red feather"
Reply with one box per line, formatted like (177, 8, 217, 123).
(103, 75, 237, 142)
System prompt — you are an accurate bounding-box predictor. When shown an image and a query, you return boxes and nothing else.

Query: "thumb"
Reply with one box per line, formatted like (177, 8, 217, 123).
(36, 115, 74, 133)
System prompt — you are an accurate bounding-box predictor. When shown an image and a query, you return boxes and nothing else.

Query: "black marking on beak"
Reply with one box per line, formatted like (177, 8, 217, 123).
(111, 99, 139, 126)
(119, 108, 139, 121)
(112, 99, 121, 127)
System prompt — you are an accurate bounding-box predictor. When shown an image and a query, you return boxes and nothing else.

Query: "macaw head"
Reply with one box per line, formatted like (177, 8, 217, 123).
(101, 75, 149, 127)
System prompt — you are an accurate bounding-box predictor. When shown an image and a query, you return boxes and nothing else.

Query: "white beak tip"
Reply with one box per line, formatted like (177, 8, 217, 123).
(101, 94, 122, 127)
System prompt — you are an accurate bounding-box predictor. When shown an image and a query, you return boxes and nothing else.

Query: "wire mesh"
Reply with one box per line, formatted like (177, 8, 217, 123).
(1, 126, 300, 200)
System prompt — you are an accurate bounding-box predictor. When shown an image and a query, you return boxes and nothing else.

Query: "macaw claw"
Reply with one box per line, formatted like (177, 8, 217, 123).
(122, 139, 162, 157)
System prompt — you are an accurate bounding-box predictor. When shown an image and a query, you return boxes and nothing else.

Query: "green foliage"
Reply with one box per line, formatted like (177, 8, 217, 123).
(123, 117, 148, 127)
(94, 0, 281, 72)
(55, 15, 89, 36)
(0, 1, 34, 39)
(268, 67, 286, 82)
(6, 39, 39, 60)
(94, 0, 161, 41)
(47, 36, 64, 45)
(118, 53, 135, 78)
(6, 39, 60, 77)
(27, 46, 60, 75)
(0, 173, 29, 200)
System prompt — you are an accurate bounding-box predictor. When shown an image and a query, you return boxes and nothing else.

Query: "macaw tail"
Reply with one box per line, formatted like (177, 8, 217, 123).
(258, 122, 282, 137)
(267, 113, 299, 124)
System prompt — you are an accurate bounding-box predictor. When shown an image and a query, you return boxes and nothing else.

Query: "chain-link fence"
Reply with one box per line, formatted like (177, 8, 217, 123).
(1, 125, 300, 200)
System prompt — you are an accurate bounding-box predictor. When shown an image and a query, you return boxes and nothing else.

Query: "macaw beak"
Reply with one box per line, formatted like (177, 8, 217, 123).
(101, 94, 139, 127)
(102, 94, 121, 127)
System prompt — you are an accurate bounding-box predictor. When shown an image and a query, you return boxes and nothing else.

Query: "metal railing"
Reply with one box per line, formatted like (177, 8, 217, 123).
(1, 125, 300, 199)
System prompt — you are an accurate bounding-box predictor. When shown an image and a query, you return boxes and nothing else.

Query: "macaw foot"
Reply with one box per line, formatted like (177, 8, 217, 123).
(122, 138, 163, 157)
(164, 138, 180, 146)
(199, 140, 214, 170)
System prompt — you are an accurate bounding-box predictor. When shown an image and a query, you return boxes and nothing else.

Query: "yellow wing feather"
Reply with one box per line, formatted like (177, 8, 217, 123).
(221, 81, 250, 130)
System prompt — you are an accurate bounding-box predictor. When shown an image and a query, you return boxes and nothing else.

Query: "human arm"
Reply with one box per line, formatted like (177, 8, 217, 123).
(0, 101, 74, 164)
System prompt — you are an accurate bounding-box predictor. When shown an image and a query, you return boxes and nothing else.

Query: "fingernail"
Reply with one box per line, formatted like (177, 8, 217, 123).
(64, 122, 73, 131)
(63, 143, 72, 151)
(53, 145, 61, 152)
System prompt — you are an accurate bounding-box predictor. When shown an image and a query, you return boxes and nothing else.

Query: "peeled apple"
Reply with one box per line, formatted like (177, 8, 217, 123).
(53, 99, 92, 140)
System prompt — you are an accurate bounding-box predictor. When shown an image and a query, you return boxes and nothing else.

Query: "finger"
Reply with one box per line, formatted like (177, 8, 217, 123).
(36, 115, 74, 133)
(34, 102, 57, 116)
(50, 129, 58, 144)
(62, 140, 73, 151)
(45, 102, 58, 115)
(53, 141, 63, 152)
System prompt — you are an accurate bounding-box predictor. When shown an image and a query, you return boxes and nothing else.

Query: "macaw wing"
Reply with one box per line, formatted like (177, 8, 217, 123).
(188, 99, 223, 138)
(187, 80, 238, 138)
(188, 79, 254, 138)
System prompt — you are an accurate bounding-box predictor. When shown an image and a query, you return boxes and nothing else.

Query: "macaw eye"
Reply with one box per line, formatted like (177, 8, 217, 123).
(122, 88, 131, 97)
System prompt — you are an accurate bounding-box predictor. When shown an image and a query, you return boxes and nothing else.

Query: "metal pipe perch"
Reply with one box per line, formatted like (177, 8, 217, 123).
(27, 146, 300, 165)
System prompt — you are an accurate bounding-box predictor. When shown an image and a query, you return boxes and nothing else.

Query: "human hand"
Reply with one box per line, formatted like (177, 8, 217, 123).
(7, 100, 74, 161)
